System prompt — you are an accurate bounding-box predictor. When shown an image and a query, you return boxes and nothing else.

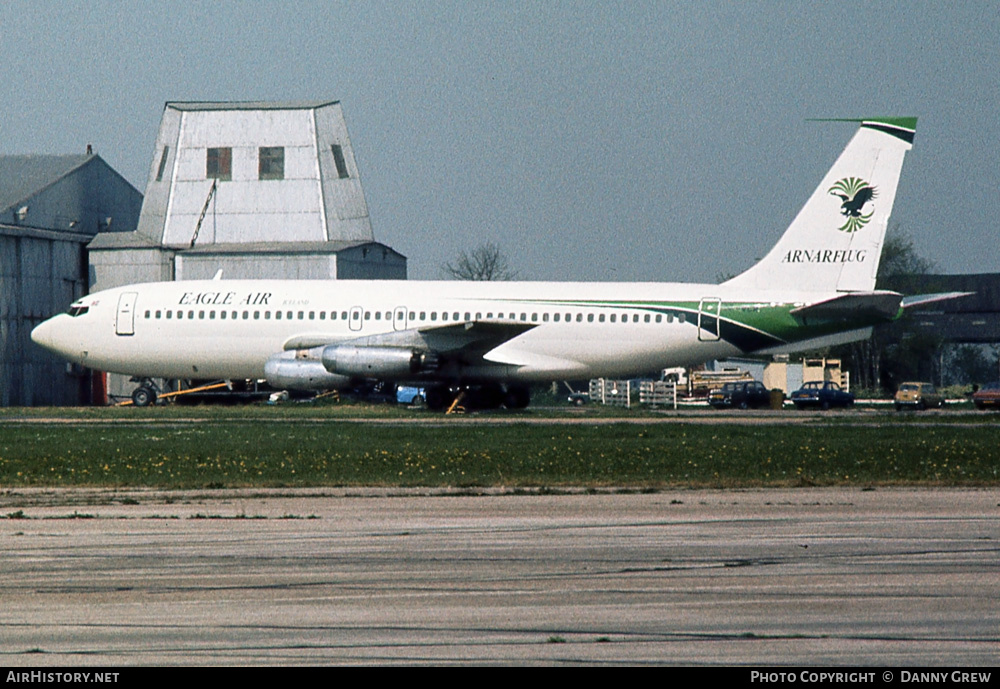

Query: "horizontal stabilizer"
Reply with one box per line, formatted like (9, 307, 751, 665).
(790, 291, 903, 323)
(900, 292, 974, 310)
(758, 327, 874, 355)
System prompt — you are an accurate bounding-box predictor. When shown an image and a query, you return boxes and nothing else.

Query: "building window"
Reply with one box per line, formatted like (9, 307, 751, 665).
(259, 147, 284, 180)
(207, 147, 232, 181)
(156, 146, 170, 182)
(331, 144, 349, 179)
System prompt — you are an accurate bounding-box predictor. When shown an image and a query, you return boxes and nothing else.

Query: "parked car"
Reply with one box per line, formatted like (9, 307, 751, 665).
(972, 382, 1000, 410)
(894, 382, 944, 411)
(790, 381, 854, 410)
(709, 380, 771, 409)
(396, 385, 426, 406)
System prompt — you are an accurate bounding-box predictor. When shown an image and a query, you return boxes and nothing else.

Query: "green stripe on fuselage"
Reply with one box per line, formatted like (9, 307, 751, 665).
(483, 297, 895, 354)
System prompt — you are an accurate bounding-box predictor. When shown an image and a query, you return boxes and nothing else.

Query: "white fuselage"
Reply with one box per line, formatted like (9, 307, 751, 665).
(30, 279, 826, 383)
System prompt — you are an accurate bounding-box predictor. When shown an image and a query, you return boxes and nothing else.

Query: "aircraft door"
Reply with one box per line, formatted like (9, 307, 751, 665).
(697, 297, 722, 342)
(116, 292, 138, 336)
(348, 306, 363, 332)
(393, 306, 407, 331)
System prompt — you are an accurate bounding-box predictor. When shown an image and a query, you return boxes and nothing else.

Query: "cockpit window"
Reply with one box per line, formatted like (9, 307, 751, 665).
(67, 306, 90, 317)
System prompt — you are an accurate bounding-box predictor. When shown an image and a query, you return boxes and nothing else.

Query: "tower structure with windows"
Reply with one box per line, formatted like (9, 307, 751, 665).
(89, 100, 404, 288)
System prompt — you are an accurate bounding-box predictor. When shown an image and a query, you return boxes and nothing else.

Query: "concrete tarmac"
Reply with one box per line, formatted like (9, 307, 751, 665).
(0, 487, 997, 666)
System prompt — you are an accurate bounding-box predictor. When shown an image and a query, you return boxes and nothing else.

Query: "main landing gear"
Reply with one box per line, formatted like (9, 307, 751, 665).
(423, 383, 531, 412)
(130, 378, 159, 407)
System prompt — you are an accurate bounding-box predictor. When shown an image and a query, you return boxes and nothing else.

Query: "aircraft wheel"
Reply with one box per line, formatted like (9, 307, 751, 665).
(504, 384, 531, 409)
(471, 382, 505, 410)
(425, 386, 449, 411)
(132, 386, 157, 407)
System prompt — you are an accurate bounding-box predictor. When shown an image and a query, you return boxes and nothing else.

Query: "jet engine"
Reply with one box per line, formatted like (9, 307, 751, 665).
(321, 345, 439, 378)
(264, 352, 352, 391)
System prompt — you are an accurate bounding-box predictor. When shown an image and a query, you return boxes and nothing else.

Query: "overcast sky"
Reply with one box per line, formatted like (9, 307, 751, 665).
(2, 1, 997, 281)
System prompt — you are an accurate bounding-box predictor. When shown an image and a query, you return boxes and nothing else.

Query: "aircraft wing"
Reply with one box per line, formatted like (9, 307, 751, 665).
(283, 320, 538, 363)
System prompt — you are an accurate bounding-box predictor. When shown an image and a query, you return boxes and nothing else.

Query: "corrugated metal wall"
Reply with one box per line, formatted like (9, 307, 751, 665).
(1, 231, 89, 405)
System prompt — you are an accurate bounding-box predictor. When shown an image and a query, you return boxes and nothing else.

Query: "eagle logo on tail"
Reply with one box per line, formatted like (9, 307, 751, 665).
(828, 177, 877, 233)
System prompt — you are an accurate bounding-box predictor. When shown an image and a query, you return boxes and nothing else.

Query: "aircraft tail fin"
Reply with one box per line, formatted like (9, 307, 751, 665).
(723, 118, 916, 293)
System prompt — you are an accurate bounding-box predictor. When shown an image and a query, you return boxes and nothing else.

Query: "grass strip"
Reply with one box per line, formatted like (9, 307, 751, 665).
(2, 420, 998, 488)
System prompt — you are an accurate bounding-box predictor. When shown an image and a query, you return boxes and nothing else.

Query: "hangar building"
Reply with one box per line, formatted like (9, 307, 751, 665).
(0, 153, 142, 406)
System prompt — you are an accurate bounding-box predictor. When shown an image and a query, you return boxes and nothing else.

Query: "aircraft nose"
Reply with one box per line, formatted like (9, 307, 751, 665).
(31, 319, 56, 351)
(31, 316, 75, 359)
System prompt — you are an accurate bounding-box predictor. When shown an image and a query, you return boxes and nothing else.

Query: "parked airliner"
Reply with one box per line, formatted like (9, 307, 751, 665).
(33, 118, 940, 409)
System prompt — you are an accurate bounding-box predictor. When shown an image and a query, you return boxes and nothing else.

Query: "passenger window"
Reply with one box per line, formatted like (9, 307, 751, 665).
(442, 312, 449, 321)
(189, 311, 195, 319)
(645, 314, 651, 323)
(553, 314, 559, 322)
(610, 314, 616, 323)
(599, 314, 605, 323)
(209, 311, 215, 319)
(298, 311, 304, 319)
(155, 310, 162, 319)
(587, 314, 594, 322)
(254, 311, 260, 319)
(375, 312, 381, 320)
(465, 312, 471, 321)
(276, 311, 282, 320)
